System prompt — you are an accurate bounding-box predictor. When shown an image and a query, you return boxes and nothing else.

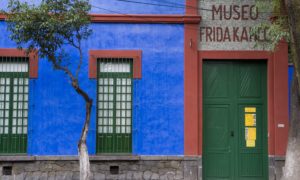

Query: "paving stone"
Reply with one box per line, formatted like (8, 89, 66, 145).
(38, 172, 48, 180)
(25, 172, 40, 180)
(55, 171, 73, 180)
(48, 171, 56, 180)
(93, 173, 105, 180)
(72, 172, 80, 180)
(106, 174, 120, 180)
(14, 174, 25, 180)
(1, 176, 13, 180)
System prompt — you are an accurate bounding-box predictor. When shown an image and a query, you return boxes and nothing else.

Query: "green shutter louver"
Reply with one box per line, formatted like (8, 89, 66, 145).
(96, 58, 133, 154)
(0, 57, 29, 154)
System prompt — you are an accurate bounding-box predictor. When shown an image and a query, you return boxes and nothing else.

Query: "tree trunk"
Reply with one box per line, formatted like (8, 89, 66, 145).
(281, 75, 300, 180)
(78, 100, 93, 180)
(282, 0, 300, 179)
(79, 141, 91, 180)
(286, 0, 300, 98)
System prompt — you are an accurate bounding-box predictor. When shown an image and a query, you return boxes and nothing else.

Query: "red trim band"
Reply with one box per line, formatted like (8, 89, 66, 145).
(90, 14, 201, 24)
(0, 14, 201, 24)
(0, 48, 38, 78)
(184, 0, 199, 155)
(89, 50, 142, 79)
(186, 0, 198, 15)
(184, 24, 199, 155)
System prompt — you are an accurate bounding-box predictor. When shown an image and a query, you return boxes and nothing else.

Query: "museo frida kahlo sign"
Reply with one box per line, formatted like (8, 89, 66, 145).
(200, 4, 268, 43)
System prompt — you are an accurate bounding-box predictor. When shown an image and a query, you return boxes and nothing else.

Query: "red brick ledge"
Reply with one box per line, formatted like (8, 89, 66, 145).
(0, 14, 201, 24)
(90, 14, 201, 24)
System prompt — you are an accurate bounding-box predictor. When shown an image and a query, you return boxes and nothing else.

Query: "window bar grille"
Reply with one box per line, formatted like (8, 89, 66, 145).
(97, 57, 133, 153)
(0, 57, 29, 154)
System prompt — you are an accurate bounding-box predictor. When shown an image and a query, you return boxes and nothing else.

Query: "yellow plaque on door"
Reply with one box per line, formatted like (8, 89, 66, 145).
(245, 114, 256, 126)
(245, 107, 256, 113)
(246, 140, 256, 147)
(245, 127, 256, 140)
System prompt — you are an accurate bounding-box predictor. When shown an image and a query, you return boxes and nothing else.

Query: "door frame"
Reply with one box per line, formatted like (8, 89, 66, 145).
(184, 43, 289, 157)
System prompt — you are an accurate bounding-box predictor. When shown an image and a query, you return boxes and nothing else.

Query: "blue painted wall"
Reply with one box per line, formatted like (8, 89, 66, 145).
(90, 0, 185, 14)
(0, 21, 185, 155)
(0, 0, 186, 14)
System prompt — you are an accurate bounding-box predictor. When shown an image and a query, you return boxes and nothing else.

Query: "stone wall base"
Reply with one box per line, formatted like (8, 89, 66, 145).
(0, 156, 200, 180)
(269, 156, 285, 180)
(0, 156, 284, 180)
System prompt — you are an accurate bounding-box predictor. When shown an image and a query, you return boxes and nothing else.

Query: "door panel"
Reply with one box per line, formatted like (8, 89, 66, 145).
(203, 61, 268, 180)
(238, 105, 264, 179)
(204, 105, 232, 179)
(205, 106, 230, 150)
(204, 63, 230, 98)
(238, 64, 262, 98)
(203, 62, 234, 180)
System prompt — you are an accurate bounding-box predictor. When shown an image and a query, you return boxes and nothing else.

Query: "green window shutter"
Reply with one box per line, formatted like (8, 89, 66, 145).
(0, 57, 29, 154)
(96, 58, 133, 154)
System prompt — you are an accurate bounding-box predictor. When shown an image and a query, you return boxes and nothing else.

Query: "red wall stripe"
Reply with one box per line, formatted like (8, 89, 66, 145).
(184, 0, 200, 155)
(0, 14, 201, 24)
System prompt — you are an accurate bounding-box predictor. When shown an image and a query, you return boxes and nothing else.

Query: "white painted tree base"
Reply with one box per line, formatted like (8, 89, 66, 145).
(79, 141, 91, 180)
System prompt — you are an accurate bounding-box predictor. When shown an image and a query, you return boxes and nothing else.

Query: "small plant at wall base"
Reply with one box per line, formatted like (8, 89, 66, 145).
(5, 0, 93, 179)
(254, 0, 300, 179)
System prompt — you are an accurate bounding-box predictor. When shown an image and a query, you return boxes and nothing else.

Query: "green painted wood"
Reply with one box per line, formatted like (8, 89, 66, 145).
(0, 57, 29, 154)
(203, 61, 268, 180)
(96, 58, 133, 154)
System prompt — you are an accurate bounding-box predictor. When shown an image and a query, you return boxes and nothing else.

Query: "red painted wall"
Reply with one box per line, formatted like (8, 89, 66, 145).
(184, 0, 289, 157)
(184, 48, 289, 156)
(184, 0, 200, 155)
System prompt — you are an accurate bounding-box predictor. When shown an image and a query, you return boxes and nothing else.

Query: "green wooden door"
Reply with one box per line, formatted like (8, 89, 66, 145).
(0, 73, 29, 154)
(96, 59, 133, 154)
(203, 61, 268, 180)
